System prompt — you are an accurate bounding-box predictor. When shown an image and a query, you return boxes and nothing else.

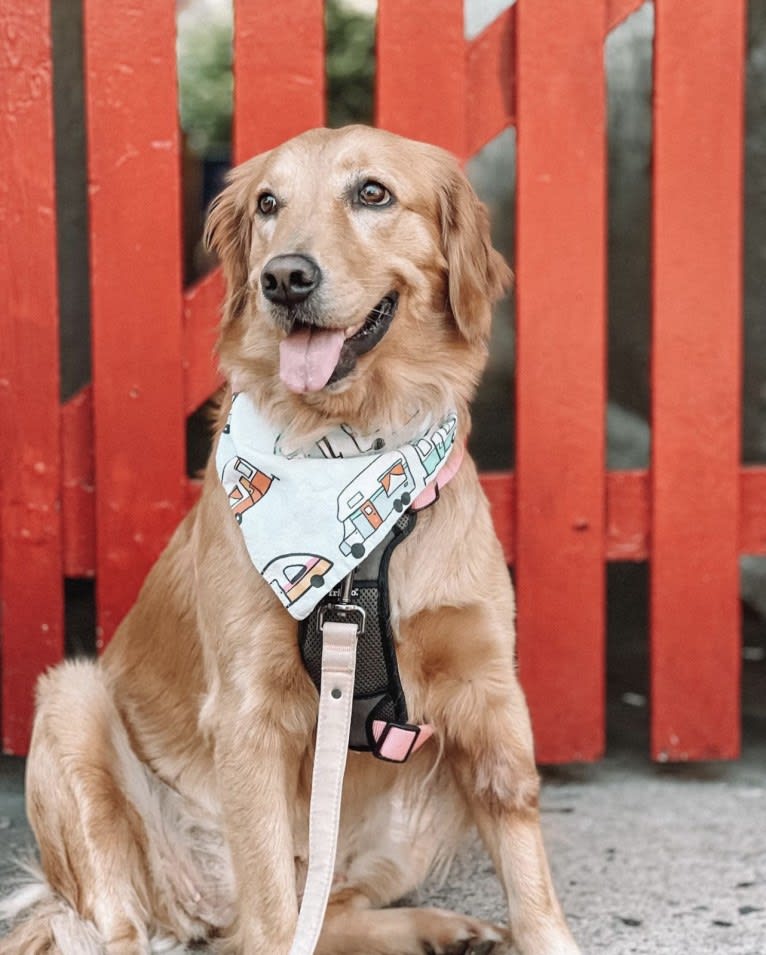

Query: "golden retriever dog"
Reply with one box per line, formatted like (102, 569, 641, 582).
(2, 126, 581, 955)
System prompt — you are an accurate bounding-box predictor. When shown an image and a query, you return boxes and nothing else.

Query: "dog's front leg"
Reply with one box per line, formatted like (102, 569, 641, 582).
(212, 703, 305, 953)
(193, 488, 317, 952)
(453, 698, 581, 955)
(465, 786, 582, 955)
(416, 606, 582, 955)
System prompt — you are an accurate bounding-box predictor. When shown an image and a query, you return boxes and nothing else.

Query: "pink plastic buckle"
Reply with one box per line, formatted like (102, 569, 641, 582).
(371, 720, 434, 763)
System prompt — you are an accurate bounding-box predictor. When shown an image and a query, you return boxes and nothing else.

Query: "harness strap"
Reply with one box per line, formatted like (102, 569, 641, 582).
(289, 618, 359, 955)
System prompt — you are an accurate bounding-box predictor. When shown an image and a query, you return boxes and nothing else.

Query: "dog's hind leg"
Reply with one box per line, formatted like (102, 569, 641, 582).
(9, 659, 201, 954)
(1, 886, 105, 954)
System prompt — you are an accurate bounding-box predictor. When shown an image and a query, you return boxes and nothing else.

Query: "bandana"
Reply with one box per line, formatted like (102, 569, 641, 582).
(216, 393, 458, 620)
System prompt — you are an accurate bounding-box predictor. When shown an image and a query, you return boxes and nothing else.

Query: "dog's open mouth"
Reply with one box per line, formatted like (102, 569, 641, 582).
(279, 293, 399, 394)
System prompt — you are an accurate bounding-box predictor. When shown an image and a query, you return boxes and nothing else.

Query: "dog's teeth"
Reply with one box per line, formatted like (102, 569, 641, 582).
(345, 321, 364, 338)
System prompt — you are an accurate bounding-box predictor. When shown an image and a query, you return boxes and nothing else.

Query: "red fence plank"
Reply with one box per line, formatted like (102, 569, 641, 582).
(83, 0, 186, 647)
(466, 7, 515, 156)
(0, 0, 64, 752)
(233, 0, 325, 162)
(377, 0, 466, 157)
(0, 0, 755, 763)
(480, 467, 766, 567)
(515, 0, 607, 763)
(651, 0, 745, 761)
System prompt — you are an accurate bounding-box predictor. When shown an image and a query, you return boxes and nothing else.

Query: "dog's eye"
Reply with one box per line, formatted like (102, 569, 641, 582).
(258, 192, 278, 216)
(359, 181, 393, 207)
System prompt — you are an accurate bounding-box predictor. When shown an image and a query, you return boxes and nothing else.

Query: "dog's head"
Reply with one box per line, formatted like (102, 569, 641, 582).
(205, 126, 511, 436)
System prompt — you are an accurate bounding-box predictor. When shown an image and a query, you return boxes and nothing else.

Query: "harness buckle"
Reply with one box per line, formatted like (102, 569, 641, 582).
(317, 602, 366, 637)
(317, 571, 365, 636)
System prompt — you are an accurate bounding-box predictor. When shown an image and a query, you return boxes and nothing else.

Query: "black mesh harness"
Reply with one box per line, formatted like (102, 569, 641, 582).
(298, 511, 422, 761)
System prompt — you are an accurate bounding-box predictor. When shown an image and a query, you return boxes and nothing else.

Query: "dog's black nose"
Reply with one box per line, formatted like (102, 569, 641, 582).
(261, 254, 321, 306)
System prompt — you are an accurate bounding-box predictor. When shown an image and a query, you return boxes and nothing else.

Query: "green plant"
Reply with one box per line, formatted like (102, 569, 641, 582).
(177, 1, 376, 156)
(178, 13, 233, 156)
(326, 0, 375, 128)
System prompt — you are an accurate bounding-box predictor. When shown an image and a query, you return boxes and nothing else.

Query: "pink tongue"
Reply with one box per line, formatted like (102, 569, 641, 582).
(279, 326, 346, 393)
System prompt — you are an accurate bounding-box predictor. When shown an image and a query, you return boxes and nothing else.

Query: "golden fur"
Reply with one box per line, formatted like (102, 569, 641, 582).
(2, 126, 581, 955)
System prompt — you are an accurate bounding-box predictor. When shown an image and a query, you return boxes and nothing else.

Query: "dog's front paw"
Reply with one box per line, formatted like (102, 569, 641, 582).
(416, 908, 509, 955)
(431, 939, 507, 955)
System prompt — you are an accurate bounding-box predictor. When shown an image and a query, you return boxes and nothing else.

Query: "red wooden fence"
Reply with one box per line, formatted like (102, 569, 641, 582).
(1, 0, 761, 763)
(0, 0, 63, 751)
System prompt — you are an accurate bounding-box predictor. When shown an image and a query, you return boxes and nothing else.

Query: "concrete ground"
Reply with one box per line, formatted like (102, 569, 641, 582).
(1, 573, 764, 953)
(2, 744, 765, 953)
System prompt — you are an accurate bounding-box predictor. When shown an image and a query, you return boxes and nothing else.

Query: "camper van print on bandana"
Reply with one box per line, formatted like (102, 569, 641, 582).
(216, 392, 457, 620)
(221, 456, 277, 524)
(412, 413, 457, 477)
(262, 553, 334, 608)
(338, 455, 415, 559)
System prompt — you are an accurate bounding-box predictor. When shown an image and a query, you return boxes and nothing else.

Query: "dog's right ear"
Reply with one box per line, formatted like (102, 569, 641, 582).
(204, 157, 263, 326)
(436, 158, 513, 346)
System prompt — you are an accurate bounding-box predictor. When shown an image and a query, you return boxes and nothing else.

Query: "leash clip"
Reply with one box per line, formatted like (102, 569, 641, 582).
(317, 571, 366, 637)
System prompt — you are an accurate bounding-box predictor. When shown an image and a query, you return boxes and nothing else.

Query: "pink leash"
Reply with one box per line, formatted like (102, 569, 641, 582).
(288, 446, 464, 955)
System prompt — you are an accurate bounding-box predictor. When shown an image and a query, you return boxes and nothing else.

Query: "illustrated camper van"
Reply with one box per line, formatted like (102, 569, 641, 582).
(262, 553, 333, 607)
(220, 456, 275, 523)
(338, 454, 416, 558)
(413, 413, 458, 478)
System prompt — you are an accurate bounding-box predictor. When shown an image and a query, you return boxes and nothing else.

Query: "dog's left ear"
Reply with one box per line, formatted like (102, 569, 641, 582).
(438, 165, 513, 344)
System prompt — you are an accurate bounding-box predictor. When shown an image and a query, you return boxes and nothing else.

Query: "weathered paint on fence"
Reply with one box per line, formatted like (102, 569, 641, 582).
(83, 0, 187, 647)
(0, 0, 761, 761)
(514, 0, 607, 762)
(0, 0, 64, 754)
(650, 0, 746, 761)
(378, 0, 466, 158)
(233, 0, 325, 161)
